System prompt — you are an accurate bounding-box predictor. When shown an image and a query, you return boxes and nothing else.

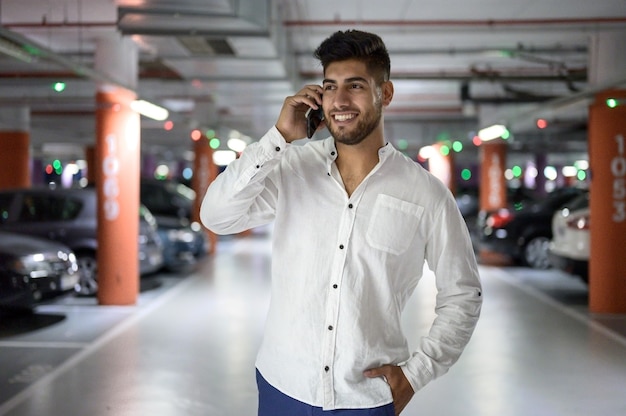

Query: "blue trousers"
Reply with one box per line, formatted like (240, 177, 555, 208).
(256, 369, 395, 416)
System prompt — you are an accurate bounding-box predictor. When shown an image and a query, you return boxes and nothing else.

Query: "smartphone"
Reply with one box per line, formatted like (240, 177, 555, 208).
(305, 106, 324, 139)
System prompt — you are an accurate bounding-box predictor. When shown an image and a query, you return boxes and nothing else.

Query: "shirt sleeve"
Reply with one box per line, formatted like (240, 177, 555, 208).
(400, 193, 483, 393)
(200, 126, 288, 235)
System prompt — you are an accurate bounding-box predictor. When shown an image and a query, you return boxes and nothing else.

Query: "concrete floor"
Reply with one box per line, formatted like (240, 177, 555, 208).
(0, 233, 625, 416)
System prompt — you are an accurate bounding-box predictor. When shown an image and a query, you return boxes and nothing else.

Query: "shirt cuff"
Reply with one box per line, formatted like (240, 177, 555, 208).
(259, 126, 289, 157)
(400, 354, 434, 393)
(232, 126, 288, 192)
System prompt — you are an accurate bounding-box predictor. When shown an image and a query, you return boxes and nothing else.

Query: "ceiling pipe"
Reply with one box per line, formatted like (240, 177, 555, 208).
(283, 17, 626, 28)
(460, 82, 559, 105)
(0, 27, 169, 120)
(301, 69, 586, 82)
(117, 0, 272, 36)
(0, 27, 135, 91)
(499, 75, 626, 129)
(283, 17, 625, 130)
(294, 45, 588, 58)
(2, 22, 115, 29)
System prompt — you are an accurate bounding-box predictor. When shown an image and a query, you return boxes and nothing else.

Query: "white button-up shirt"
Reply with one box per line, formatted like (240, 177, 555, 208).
(200, 127, 482, 410)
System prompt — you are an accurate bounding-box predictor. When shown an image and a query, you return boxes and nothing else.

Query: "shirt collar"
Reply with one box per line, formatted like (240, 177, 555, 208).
(378, 142, 392, 160)
(323, 137, 338, 161)
(322, 138, 394, 162)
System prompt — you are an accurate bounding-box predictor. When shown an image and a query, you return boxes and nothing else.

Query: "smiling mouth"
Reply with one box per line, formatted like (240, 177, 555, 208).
(333, 113, 356, 122)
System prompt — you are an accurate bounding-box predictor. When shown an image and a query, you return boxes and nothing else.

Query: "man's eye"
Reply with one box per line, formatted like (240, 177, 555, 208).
(323, 85, 335, 91)
(351, 84, 362, 89)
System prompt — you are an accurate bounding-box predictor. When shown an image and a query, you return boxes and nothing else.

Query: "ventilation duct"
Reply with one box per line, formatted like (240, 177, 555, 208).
(178, 37, 236, 56)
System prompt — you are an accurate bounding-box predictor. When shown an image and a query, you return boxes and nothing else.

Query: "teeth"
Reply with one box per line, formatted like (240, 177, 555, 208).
(334, 114, 355, 122)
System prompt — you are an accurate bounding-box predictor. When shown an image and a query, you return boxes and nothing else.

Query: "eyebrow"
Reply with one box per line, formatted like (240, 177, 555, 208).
(322, 76, 369, 85)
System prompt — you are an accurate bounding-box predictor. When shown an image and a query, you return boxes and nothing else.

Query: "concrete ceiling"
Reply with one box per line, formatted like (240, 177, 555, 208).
(0, 0, 625, 165)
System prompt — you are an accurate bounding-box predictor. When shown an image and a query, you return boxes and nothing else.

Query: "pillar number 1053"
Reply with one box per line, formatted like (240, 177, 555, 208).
(613, 134, 626, 223)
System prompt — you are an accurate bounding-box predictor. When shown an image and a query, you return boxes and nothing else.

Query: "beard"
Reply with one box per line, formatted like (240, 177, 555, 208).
(327, 97, 383, 146)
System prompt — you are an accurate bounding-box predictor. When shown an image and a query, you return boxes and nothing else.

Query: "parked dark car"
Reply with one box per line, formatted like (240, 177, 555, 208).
(141, 206, 206, 272)
(0, 187, 163, 296)
(140, 179, 195, 220)
(141, 179, 207, 269)
(0, 231, 79, 310)
(477, 187, 586, 269)
(456, 186, 536, 249)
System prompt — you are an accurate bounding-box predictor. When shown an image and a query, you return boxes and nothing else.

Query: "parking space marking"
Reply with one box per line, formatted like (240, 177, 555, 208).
(0, 341, 89, 349)
(487, 266, 626, 348)
(0, 273, 198, 416)
(8, 364, 54, 384)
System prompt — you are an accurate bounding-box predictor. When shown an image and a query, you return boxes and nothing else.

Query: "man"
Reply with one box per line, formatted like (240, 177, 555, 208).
(200, 30, 482, 416)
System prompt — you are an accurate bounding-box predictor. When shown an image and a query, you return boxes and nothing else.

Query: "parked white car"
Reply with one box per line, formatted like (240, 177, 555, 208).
(548, 191, 589, 283)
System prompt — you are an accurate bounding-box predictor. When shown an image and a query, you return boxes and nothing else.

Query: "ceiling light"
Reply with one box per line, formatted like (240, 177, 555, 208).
(53, 82, 66, 92)
(130, 100, 169, 121)
(574, 160, 589, 170)
(213, 150, 236, 166)
(562, 166, 578, 177)
(227, 137, 247, 152)
(477, 124, 508, 142)
(190, 129, 203, 141)
(418, 145, 436, 160)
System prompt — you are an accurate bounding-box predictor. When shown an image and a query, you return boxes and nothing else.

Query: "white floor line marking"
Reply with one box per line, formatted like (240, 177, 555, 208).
(0, 274, 200, 416)
(0, 341, 89, 349)
(485, 266, 626, 348)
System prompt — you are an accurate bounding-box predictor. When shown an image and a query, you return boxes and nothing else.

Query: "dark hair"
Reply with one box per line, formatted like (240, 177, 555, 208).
(314, 30, 391, 83)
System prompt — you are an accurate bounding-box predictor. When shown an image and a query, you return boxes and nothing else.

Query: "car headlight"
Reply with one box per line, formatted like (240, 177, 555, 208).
(167, 229, 195, 243)
(66, 252, 79, 273)
(10, 251, 78, 278)
(11, 254, 55, 279)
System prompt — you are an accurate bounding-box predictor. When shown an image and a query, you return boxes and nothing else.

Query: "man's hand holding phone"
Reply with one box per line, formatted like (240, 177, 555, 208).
(275, 85, 324, 143)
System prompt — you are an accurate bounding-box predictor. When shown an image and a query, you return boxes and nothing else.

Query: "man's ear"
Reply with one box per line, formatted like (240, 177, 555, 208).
(382, 81, 394, 106)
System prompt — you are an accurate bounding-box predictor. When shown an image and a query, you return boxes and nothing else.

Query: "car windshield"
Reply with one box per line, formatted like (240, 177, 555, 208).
(531, 188, 585, 211)
(171, 183, 195, 202)
(18, 195, 83, 222)
(562, 192, 589, 211)
(0, 194, 12, 224)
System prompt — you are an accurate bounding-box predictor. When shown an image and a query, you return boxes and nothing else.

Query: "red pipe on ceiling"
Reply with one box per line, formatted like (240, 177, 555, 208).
(284, 17, 626, 27)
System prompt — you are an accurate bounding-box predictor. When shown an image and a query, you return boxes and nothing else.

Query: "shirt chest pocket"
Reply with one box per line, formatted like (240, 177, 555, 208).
(366, 194, 424, 255)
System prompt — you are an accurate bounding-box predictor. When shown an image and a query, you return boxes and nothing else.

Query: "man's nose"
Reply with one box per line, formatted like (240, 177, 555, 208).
(332, 88, 350, 108)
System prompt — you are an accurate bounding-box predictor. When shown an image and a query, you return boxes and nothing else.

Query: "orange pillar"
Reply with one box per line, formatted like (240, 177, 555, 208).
(0, 107, 30, 189)
(191, 136, 218, 254)
(0, 131, 30, 189)
(95, 87, 140, 305)
(428, 142, 456, 194)
(588, 89, 626, 314)
(85, 145, 96, 185)
(477, 141, 509, 264)
(479, 142, 507, 212)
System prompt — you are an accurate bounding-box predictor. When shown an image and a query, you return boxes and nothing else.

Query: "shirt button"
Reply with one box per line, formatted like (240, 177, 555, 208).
(331, 151, 336, 156)
(339, 244, 344, 250)
(275, 146, 281, 151)
(256, 165, 260, 169)
(324, 366, 330, 372)
(332, 284, 338, 289)
(328, 325, 333, 330)
(348, 203, 353, 209)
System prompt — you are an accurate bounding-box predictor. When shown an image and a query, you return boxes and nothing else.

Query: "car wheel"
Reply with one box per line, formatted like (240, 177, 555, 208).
(523, 236, 551, 269)
(75, 252, 98, 296)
